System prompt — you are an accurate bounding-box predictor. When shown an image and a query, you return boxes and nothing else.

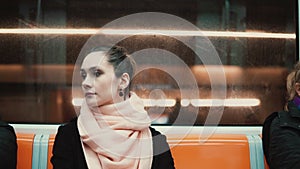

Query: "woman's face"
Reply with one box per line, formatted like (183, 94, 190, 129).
(80, 51, 120, 108)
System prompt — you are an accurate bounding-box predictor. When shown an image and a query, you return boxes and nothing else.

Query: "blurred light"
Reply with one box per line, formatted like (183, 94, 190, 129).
(151, 115, 169, 124)
(72, 98, 260, 107)
(0, 28, 97, 35)
(72, 98, 176, 107)
(0, 28, 295, 39)
(224, 98, 261, 107)
(191, 98, 260, 107)
(180, 99, 190, 107)
(142, 99, 153, 107)
(102, 29, 295, 39)
(72, 98, 83, 106)
(142, 99, 176, 107)
(191, 99, 223, 107)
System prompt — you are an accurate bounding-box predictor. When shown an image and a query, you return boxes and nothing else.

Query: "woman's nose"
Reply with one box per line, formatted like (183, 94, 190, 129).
(82, 76, 93, 89)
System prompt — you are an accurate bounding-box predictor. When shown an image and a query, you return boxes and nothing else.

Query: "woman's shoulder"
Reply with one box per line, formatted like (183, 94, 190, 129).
(0, 120, 15, 134)
(265, 111, 300, 130)
(57, 117, 78, 134)
(149, 127, 168, 146)
(54, 117, 80, 145)
(149, 127, 168, 144)
(275, 111, 300, 130)
(149, 127, 162, 137)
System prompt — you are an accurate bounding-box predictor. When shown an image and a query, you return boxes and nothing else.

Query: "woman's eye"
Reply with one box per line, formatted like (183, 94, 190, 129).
(94, 70, 102, 77)
(80, 71, 87, 79)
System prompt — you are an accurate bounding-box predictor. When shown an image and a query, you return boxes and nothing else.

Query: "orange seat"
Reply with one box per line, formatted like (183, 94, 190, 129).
(16, 133, 35, 169)
(17, 132, 268, 169)
(168, 134, 251, 169)
(264, 157, 270, 169)
(47, 134, 56, 169)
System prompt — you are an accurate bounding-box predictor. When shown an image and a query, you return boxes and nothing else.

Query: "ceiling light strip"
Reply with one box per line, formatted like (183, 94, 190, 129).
(0, 28, 295, 39)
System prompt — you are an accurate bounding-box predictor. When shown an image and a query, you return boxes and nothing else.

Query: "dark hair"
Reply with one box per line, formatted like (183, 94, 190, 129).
(86, 46, 136, 95)
(106, 46, 135, 77)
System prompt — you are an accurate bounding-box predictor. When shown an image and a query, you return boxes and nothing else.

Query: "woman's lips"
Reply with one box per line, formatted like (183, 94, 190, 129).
(85, 92, 96, 97)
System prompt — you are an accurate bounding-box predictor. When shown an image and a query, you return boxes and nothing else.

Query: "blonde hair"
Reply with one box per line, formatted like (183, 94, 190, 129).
(286, 62, 300, 102)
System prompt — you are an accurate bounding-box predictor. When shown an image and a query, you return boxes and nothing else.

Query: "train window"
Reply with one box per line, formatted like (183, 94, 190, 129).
(0, 0, 297, 125)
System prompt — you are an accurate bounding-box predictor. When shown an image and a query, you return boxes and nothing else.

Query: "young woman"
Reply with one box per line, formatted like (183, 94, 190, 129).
(263, 62, 300, 169)
(51, 46, 175, 169)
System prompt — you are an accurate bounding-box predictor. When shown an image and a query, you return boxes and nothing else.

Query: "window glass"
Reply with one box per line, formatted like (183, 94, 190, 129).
(0, 0, 297, 125)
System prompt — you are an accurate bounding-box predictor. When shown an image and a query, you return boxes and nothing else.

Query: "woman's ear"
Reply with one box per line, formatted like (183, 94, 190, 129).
(119, 73, 130, 89)
(295, 83, 300, 96)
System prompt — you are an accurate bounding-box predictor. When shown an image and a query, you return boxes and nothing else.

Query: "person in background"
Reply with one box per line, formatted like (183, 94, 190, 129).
(0, 120, 17, 169)
(263, 62, 300, 169)
(51, 46, 175, 169)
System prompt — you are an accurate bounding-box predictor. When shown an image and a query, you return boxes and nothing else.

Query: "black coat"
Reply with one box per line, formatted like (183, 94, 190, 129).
(0, 121, 17, 169)
(263, 101, 300, 169)
(51, 118, 175, 169)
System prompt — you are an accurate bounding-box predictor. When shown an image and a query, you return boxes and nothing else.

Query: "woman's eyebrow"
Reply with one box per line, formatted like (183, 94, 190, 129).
(80, 66, 104, 73)
(89, 67, 105, 74)
(89, 66, 101, 71)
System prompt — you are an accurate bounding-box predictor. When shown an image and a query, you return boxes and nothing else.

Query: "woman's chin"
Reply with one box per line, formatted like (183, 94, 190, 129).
(85, 98, 99, 108)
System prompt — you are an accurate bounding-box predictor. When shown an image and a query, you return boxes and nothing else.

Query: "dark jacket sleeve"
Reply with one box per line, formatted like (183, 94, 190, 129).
(0, 121, 17, 169)
(150, 127, 175, 169)
(269, 117, 300, 169)
(51, 119, 88, 169)
(51, 125, 75, 169)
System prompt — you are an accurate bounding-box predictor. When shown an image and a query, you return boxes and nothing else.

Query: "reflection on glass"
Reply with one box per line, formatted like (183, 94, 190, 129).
(0, 0, 297, 125)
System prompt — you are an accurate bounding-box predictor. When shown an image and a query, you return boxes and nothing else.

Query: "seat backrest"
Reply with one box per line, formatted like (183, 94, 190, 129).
(47, 134, 56, 169)
(168, 134, 251, 169)
(16, 133, 35, 169)
(17, 132, 269, 169)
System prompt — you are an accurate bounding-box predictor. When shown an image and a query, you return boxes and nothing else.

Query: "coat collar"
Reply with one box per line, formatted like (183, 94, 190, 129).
(287, 101, 300, 118)
(279, 101, 300, 130)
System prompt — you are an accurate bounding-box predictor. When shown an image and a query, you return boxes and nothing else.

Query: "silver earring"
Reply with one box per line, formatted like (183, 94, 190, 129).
(119, 89, 124, 97)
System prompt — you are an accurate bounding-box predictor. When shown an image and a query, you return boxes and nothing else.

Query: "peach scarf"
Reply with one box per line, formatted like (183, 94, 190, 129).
(77, 93, 153, 169)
